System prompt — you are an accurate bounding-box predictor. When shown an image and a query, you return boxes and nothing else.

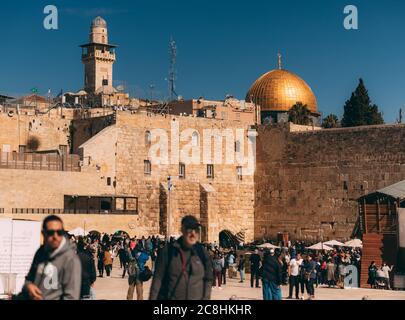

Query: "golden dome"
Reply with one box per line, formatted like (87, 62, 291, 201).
(246, 69, 318, 113)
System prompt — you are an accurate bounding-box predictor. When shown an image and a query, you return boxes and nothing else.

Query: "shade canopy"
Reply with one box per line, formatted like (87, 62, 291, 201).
(257, 243, 280, 249)
(377, 180, 405, 200)
(306, 242, 334, 251)
(169, 234, 182, 239)
(323, 240, 345, 247)
(68, 227, 88, 237)
(344, 239, 363, 248)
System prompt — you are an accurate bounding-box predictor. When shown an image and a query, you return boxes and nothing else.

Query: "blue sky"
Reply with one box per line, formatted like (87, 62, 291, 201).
(1, 0, 405, 123)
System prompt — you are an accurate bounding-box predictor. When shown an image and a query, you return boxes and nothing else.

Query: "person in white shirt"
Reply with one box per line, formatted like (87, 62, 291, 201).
(287, 253, 302, 299)
(381, 262, 393, 289)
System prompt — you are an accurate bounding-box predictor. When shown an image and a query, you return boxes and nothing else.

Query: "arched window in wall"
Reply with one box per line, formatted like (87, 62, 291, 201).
(192, 131, 199, 147)
(145, 130, 152, 146)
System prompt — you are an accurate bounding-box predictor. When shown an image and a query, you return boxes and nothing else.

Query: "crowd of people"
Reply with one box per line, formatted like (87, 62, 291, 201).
(198, 241, 366, 300)
(15, 214, 395, 301)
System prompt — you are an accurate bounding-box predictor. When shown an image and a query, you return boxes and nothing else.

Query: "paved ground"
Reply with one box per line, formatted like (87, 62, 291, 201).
(93, 260, 405, 300)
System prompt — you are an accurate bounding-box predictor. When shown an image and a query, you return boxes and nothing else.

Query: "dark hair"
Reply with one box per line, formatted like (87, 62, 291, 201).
(77, 237, 85, 251)
(42, 215, 64, 231)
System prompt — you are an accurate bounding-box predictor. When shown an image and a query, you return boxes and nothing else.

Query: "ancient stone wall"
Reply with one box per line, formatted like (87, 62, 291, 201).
(71, 114, 115, 154)
(0, 108, 115, 155)
(115, 112, 255, 242)
(255, 124, 405, 242)
(0, 168, 113, 211)
(0, 113, 71, 153)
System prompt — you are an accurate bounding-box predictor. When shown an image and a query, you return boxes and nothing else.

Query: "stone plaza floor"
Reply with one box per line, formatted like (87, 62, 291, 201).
(93, 261, 405, 300)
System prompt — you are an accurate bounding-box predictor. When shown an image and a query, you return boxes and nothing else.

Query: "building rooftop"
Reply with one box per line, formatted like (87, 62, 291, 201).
(377, 180, 405, 201)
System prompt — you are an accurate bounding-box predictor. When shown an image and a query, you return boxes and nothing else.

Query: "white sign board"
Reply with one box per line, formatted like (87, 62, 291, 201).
(399, 209, 405, 248)
(0, 219, 41, 294)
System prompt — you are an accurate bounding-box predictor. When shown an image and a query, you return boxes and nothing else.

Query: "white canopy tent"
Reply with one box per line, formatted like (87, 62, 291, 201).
(344, 239, 363, 248)
(257, 243, 280, 249)
(68, 227, 88, 237)
(306, 242, 334, 251)
(169, 234, 182, 240)
(323, 240, 346, 247)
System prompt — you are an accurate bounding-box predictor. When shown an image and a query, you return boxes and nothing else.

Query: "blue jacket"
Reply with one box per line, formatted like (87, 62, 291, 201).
(136, 251, 150, 272)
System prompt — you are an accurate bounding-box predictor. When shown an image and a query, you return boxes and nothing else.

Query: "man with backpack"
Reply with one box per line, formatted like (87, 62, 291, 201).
(149, 215, 213, 300)
(126, 247, 151, 300)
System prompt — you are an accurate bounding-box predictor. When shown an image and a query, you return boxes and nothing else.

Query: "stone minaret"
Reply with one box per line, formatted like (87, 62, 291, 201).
(80, 17, 116, 94)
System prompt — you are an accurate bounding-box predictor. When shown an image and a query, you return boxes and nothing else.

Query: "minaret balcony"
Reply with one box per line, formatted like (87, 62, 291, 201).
(82, 51, 116, 62)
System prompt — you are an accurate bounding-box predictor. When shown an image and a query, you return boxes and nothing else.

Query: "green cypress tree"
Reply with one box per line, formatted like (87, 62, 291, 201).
(341, 79, 384, 127)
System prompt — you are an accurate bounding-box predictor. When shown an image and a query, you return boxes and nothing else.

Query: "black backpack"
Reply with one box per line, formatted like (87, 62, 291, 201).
(139, 266, 153, 282)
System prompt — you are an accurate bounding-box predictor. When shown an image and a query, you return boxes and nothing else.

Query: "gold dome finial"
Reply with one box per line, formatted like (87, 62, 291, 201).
(277, 52, 282, 70)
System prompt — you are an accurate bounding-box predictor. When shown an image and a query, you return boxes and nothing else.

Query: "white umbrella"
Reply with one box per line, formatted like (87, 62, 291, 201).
(68, 227, 88, 237)
(306, 242, 334, 251)
(169, 234, 182, 240)
(323, 240, 346, 247)
(257, 243, 280, 249)
(344, 239, 363, 248)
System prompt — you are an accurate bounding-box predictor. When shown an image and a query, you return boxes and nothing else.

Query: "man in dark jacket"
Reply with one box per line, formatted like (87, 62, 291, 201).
(262, 249, 282, 300)
(21, 215, 82, 300)
(249, 249, 261, 288)
(77, 237, 97, 300)
(149, 215, 213, 300)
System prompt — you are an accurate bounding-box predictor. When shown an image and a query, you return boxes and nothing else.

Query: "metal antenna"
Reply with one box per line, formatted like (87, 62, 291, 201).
(168, 37, 178, 101)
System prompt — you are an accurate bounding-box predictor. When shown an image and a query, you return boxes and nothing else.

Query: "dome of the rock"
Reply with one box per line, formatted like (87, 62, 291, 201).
(246, 68, 317, 114)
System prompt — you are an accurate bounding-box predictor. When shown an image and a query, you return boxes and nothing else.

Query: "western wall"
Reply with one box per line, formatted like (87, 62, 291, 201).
(255, 123, 405, 241)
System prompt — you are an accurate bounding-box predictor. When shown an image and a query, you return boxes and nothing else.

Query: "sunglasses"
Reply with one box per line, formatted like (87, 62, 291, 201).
(45, 229, 65, 237)
(186, 228, 200, 234)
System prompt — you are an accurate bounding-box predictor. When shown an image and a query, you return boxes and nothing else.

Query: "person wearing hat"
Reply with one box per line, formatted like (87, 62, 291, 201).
(149, 215, 213, 300)
(261, 248, 282, 300)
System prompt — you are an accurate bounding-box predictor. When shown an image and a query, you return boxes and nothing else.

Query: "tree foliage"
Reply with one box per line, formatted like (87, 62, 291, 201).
(288, 103, 312, 125)
(322, 114, 340, 129)
(341, 79, 384, 127)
